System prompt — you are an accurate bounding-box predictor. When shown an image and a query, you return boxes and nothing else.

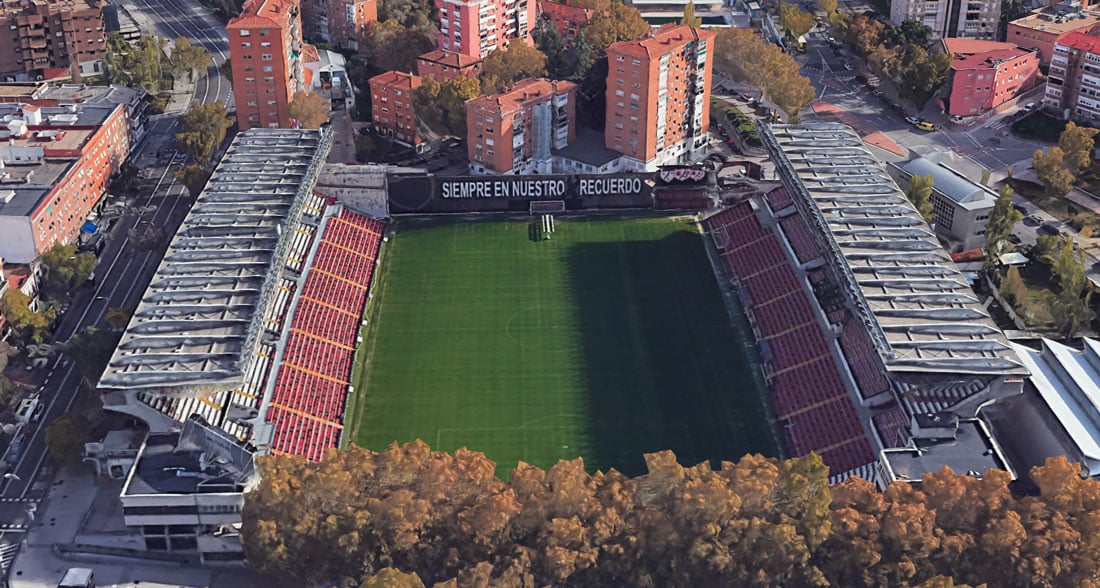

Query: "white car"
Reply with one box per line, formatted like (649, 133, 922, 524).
(904, 116, 920, 125)
(1023, 102, 1036, 111)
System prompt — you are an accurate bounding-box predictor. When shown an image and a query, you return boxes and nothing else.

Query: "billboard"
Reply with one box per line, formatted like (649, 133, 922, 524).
(387, 173, 655, 214)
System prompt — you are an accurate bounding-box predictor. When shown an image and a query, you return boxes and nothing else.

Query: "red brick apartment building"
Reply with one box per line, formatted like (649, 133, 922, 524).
(228, 0, 306, 130)
(1009, 7, 1100, 65)
(416, 49, 483, 82)
(0, 0, 107, 80)
(466, 77, 576, 174)
(435, 0, 535, 58)
(940, 39, 1040, 116)
(1044, 30, 1100, 122)
(300, 0, 376, 50)
(539, 0, 595, 42)
(369, 71, 423, 149)
(605, 24, 716, 171)
(0, 103, 130, 263)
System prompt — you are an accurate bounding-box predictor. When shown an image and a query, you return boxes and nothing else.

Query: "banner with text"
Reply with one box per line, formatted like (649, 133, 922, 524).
(387, 173, 656, 214)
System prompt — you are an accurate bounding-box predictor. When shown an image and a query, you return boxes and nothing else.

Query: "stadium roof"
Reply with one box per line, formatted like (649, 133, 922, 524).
(762, 123, 1027, 376)
(99, 129, 330, 392)
(1009, 338, 1100, 474)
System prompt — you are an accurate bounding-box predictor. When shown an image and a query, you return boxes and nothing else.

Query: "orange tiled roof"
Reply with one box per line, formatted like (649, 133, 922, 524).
(369, 70, 421, 90)
(1058, 30, 1100, 53)
(418, 49, 482, 69)
(228, 0, 296, 29)
(466, 77, 576, 114)
(607, 23, 716, 59)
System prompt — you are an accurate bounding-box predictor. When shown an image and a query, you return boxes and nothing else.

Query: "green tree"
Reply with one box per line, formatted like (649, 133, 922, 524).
(480, 42, 548, 94)
(176, 164, 212, 197)
(1033, 146, 1076, 198)
(778, 2, 815, 39)
(682, 0, 702, 27)
(378, 0, 439, 31)
(898, 46, 951, 110)
(984, 184, 1022, 268)
(1058, 121, 1098, 176)
(0, 290, 54, 349)
(1001, 265, 1027, 307)
(44, 413, 85, 468)
(38, 243, 96, 303)
(359, 569, 425, 588)
(845, 15, 885, 56)
(883, 19, 934, 48)
(106, 34, 168, 91)
(362, 20, 436, 73)
(819, 0, 837, 15)
(167, 36, 211, 82)
(104, 307, 132, 331)
(412, 75, 480, 137)
(288, 90, 331, 129)
(65, 326, 122, 386)
(714, 28, 813, 120)
(581, 2, 650, 54)
(534, 18, 595, 81)
(175, 102, 235, 168)
(905, 174, 935, 221)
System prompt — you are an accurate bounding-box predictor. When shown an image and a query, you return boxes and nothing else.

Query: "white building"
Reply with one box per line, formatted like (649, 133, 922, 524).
(890, 0, 1000, 40)
(891, 156, 998, 252)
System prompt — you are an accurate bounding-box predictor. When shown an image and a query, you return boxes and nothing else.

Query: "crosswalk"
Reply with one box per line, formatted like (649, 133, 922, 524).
(0, 498, 38, 503)
(0, 524, 26, 532)
(0, 541, 19, 571)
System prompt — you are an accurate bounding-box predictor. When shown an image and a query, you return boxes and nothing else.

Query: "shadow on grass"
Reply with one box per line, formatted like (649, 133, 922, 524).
(565, 232, 779, 477)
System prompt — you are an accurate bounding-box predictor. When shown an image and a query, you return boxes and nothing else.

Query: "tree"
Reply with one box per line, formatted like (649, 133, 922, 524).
(65, 326, 122, 386)
(883, 19, 934, 49)
(1033, 146, 1076, 198)
(819, 0, 837, 15)
(845, 15, 885, 56)
(38, 243, 96, 303)
(714, 28, 814, 120)
(1001, 265, 1027, 307)
(413, 75, 480, 137)
(175, 102, 235, 168)
(681, 0, 702, 27)
(362, 20, 436, 73)
(0, 290, 55, 350)
(176, 164, 212, 197)
(167, 36, 211, 82)
(104, 307, 132, 332)
(580, 2, 650, 54)
(377, 0, 439, 31)
(360, 569, 425, 588)
(1058, 121, 1098, 176)
(984, 184, 1022, 267)
(45, 413, 85, 468)
(288, 90, 331, 129)
(897, 47, 951, 110)
(105, 34, 168, 92)
(778, 2, 815, 39)
(480, 43, 548, 94)
(535, 19, 595, 82)
(905, 174, 935, 222)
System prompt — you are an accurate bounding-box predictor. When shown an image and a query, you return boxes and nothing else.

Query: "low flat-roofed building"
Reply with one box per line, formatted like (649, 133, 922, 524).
(892, 156, 998, 252)
(1000, 338, 1100, 479)
(0, 82, 47, 104)
(879, 413, 1016, 485)
(120, 415, 254, 565)
(35, 83, 148, 144)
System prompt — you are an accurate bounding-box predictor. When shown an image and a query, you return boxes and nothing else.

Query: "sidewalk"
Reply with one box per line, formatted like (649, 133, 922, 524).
(811, 100, 908, 158)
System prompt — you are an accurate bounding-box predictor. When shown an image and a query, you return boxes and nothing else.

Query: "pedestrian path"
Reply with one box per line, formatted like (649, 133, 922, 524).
(811, 101, 908, 157)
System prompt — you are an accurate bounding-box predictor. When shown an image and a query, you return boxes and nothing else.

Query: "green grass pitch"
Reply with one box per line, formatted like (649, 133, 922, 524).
(347, 216, 780, 478)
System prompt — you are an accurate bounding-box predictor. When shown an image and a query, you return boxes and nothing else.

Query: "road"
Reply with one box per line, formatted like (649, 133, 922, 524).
(0, 0, 233, 578)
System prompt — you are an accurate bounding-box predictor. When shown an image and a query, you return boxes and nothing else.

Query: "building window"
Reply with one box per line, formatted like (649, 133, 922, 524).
(261, 54, 272, 60)
(239, 29, 250, 36)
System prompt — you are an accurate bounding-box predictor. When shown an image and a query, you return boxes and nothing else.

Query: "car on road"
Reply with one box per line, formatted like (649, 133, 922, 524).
(1022, 214, 1041, 227)
(916, 121, 937, 132)
(1012, 203, 1027, 215)
(904, 116, 920, 125)
(31, 402, 44, 422)
(1008, 234, 1022, 245)
(843, 62, 853, 70)
(950, 115, 964, 123)
(1038, 222, 1061, 236)
(1023, 102, 1036, 112)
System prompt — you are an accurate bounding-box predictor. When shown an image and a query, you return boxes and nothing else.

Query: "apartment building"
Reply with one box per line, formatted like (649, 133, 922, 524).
(300, 0, 376, 50)
(604, 24, 715, 171)
(435, 0, 535, 58)
(417, 49, 483, 82)
(0, 102, 130, 263)
(466, 77, 576, 174)
(1008, 3, 1100, 65)
(939, 39, 1040, 116)
(227, 0, 306, 130)
(369, 70, 423, 149)
(539, 0, 595, 42)
(1044, 30, 1100, 122)
(0, 0, 107, 80)
(889, 0, 1000, 40)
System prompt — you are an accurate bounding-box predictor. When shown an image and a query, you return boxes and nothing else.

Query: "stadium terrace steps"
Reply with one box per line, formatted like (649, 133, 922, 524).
(706, 203, 876, 474)
(266, 209, 385, 462)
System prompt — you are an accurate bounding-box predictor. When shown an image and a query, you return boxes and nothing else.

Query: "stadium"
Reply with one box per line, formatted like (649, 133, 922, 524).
(99, 122, 1076, 560)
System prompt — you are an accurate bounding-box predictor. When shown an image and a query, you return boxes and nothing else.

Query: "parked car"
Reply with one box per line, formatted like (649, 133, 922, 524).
(843, 62, 853, 71)
(950, 115, 964, 123)
(904, 116, 920, 125)
(1038, 222, 1060, 236)
(1023, 102, 1036, 111)
(1012, 203, 1027, 215)
(916, 121, 937, 132)
(1022, 214, 1041, 227)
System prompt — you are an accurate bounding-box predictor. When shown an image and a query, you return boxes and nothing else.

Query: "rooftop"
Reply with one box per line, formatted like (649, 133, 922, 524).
(1010, 338, 1100, 474)
(99, 129, 329, 392)
(882, 418, 1014, 482)
(762, 123, 1028, 375)
(553, 127, 622, 166)
(1057, 29, 1100, 53)
(418, 49, 483, 69)
(122, 416, 256, 496)
(369, 70, 421, 91)
(943, 39, 1036, 70)
(900, 157, 998, 210)
(0, 82, 47, 99)
(1010, 7, 1100, 33)
(607, 23, 716, 59)
(466, 78, 576, 115)
(228, 0, 298, 29)
(37, 83, 147, 110)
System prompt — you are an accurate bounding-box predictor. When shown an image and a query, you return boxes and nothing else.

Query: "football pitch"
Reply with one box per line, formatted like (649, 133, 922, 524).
(347, 216, 781, 477)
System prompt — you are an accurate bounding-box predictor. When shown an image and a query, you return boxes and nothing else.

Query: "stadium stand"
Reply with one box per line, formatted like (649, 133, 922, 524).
(705, 201, 875, 473)
(265, 209, 385, 461)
